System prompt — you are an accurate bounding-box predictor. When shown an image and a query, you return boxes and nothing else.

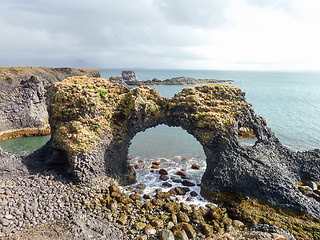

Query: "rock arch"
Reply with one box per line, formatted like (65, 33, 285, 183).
(45, 76, 320, 218)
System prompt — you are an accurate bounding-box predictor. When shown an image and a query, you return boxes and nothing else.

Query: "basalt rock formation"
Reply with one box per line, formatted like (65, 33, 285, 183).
(44, 76, 320, 219)
(0, 67, 100, 140)
(133, 76, 233, 85)
(121, 70, 138, 83)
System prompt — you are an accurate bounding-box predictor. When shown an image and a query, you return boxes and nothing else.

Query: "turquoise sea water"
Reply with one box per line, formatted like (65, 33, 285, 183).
(0, 70, 319, 156)
(102, 69, 320, 152)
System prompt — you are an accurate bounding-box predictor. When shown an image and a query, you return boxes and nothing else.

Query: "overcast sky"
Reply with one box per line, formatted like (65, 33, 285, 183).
(0, 0, 319, 70)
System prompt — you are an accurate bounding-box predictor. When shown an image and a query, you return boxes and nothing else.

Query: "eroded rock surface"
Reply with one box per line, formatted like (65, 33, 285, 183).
(0, 67, 100, 140)
(44, 76, 320, 218)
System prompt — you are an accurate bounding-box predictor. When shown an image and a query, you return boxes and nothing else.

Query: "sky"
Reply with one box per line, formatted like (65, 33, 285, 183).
(0, 0, 319, 71)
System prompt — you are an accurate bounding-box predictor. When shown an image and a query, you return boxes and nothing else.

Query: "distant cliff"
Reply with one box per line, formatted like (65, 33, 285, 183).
(0, 67, 101, 141)
(0, 67, 100, 91)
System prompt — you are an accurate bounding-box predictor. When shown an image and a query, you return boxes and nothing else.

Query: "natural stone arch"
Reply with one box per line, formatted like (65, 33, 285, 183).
(45, 76, 320, 218)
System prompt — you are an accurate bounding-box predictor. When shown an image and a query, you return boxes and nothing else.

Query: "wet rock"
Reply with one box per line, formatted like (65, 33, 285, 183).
(163, 202, 181, 213)
(143, 194, 152, 200)
(109, 184, 121, 194)
(171, 177, 182, 183)
(190, 191, 198, 197)
(191, 210, 204, 224)
(158, 229, 174, 240)
(159, 169, 168, 175)
(134, 164, 143, 169)
(151, 165, 159, 169)
(191, 164, 200, 170)
(152, 161, 160, 166)
(176, 171, 186, 177)
(129, 193, 141, 201)
(172, 223, 196, 239)
(174, 187, 186, 196)
(182, 180, 195, 187)
(177, 212, 190, 222)
(152, 198, 164, 207)
(160, 175, 169, 181)
(137, 184, 146, 190)
(180, 203, 192, 213)
(162, 182, 173, 188)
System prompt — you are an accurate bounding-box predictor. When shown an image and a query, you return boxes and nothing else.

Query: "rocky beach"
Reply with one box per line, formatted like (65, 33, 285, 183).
(0, 69, 320, 239)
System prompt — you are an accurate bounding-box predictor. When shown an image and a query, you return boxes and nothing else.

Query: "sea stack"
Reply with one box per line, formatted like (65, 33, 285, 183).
(122, 70, 138, 83)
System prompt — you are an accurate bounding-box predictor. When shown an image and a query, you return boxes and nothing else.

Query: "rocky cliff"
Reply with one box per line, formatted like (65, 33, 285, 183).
(43, 76, 320, 222)
(0, 67, 100, 140)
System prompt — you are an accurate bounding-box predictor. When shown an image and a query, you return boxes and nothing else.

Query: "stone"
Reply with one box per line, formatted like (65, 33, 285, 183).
(158, 229, 174, 240)
(117, 214, 127, 225)
(134, 164, 143, 169)
(143, 194, 152, 200)
(151, 164, 159, 169)
(200, 223, 214, 237)
(191, 210, 204, 224)
(163, 202, 181, 213)
(180, 203, 192, 213)
(142, 202, 154, 211)
(173, 230, 188, 240)
(109, 184, 121, 194)
(159, 169, 168, 175)
(160, 175, 169, 181)
(181, 180, 195, 187)
(134, 222, 146, 231)
(1, 218, 10, 226)
(190, 191, 198, 197)
(176, 171, 186, 177)
(122, 70, 138, 83)
(172, 223, 196, 239)
(174, 187, 186, 195)
(191, 164, 200, 170)
(162, 182, 173, 188)
(129, 193, 141, 201)
(177, 212, 190, 222)
(152, 161, 160, 166)
(145, 224, 156, 235)
(151, 198, 164, 207)
(151, 218, 164, 228)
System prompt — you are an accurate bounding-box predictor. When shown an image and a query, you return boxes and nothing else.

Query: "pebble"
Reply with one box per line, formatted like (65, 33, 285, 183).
(159, 169, 168, 175)
(191, 164, 200, 170)
(159, 175, 169, 181)
(159, 229, 175, 240)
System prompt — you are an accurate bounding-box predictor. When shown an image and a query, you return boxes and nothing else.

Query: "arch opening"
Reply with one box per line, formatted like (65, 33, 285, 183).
(127, 124, 208, 205)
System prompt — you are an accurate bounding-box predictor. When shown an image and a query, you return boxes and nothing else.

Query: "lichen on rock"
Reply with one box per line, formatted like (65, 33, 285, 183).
(45, 76, 320, 222)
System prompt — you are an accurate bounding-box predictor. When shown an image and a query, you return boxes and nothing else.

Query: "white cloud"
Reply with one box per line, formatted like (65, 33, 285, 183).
(0, 0, 319, 70)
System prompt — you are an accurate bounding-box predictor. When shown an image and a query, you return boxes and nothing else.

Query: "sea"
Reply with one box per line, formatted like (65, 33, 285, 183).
(1, 69, 319, 205)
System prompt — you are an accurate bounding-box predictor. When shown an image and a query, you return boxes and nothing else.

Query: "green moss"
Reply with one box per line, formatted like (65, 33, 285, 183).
(202, 191, 320, 240)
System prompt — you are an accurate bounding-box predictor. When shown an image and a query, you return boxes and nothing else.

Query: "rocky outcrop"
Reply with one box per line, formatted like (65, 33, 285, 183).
(44, 76, 320, 219)
(0, 67, 100, 91)
(0, 67, 100, 140)
(109, 76, 127, 87)
(121, 70, 138, 83)
(135, 76, 233, 85)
